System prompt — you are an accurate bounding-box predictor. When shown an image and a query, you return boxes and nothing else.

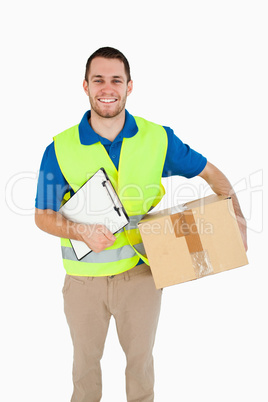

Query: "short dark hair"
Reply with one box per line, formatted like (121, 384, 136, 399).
(84, 47, 131, 83)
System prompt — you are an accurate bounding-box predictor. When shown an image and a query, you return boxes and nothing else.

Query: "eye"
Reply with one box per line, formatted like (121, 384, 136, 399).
(113, 80, 122, 84)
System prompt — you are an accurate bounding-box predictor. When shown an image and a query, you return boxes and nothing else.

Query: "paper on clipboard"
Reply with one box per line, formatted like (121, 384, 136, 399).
(59, 168, 129, 260)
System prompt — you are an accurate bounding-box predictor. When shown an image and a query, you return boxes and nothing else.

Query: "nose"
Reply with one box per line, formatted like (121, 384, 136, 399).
(100, 82, 115, 95)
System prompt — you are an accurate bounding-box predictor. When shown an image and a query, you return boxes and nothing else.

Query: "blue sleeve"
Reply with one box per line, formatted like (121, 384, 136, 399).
(35, 142, 72, 211)
(162, 126, 207, 178)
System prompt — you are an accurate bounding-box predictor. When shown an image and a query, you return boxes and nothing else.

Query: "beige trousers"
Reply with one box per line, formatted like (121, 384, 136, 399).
(63, 263, 162, 402)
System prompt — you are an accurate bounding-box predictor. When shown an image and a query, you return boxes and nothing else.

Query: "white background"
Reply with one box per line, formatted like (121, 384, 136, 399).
(1, 0, 267, 401)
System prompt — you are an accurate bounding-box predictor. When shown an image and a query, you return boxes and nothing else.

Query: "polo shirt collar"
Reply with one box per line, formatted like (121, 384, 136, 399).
(78, 109, 138, 145)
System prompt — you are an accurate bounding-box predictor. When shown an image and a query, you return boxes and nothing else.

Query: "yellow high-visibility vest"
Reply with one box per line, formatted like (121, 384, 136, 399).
(54, 115, 168, 276)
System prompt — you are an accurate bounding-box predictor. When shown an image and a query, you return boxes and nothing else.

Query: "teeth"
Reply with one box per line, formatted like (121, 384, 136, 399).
(99, 98, 117, 103)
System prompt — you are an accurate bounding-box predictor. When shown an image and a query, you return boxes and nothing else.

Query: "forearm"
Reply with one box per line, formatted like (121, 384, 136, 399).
(35, 208, 116, 253)
(35, 208, 84, 241)
(199, 162, 244, 220)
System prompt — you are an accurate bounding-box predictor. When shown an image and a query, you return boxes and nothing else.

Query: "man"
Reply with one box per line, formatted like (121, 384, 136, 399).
(35, 47, 247, 402)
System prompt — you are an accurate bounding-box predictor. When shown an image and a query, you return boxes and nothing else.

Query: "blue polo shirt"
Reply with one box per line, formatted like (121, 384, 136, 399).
(35, 110, 207, 211)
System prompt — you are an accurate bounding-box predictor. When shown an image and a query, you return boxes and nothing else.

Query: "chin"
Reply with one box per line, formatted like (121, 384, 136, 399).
(93, 105, 125, 119)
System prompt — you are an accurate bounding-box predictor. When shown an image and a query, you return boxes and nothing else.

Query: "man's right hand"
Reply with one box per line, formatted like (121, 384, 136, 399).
(77, 223, 117, 253)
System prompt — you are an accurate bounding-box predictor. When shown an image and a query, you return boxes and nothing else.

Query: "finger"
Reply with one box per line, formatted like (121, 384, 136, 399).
(99, 225, 116, 241)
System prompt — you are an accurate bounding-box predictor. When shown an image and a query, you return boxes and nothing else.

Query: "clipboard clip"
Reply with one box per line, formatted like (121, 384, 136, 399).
(102, 180, 121, 217)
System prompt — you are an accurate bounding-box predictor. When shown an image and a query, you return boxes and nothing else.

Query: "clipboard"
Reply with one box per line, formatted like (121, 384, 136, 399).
(59, 168, 129, 260)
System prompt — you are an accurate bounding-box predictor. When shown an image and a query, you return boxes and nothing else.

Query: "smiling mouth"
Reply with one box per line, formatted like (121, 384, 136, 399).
(98, 98, 118, 104)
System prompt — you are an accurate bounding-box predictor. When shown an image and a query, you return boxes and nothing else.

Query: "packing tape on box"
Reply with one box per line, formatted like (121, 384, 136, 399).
(190, 249, 213, 278)
(170, 210, 214, 278)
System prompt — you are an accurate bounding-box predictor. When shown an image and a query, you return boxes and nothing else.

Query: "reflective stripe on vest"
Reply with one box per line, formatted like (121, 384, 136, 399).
(54, 115, 167, 276)
(61, 241, 146, 264)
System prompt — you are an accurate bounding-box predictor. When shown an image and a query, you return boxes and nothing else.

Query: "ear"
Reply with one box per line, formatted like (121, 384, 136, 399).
(83, 79, 89, 96)
(127, 80, 133, 97)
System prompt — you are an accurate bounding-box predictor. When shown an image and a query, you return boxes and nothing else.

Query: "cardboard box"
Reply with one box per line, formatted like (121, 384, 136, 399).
(138, 194, 248, 289)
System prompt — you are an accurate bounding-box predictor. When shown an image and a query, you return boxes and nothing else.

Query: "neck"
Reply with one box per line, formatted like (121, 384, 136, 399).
(89, 109, 126, 142)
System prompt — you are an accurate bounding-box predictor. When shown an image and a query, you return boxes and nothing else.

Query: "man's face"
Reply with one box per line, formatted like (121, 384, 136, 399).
(83, 57, 133, 119)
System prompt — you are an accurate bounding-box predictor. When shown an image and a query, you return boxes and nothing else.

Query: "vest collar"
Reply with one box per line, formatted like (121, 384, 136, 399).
(78, 109, 138, 146)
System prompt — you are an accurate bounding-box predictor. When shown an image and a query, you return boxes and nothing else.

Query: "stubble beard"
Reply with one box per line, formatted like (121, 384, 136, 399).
(89, 92, 128, 119)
